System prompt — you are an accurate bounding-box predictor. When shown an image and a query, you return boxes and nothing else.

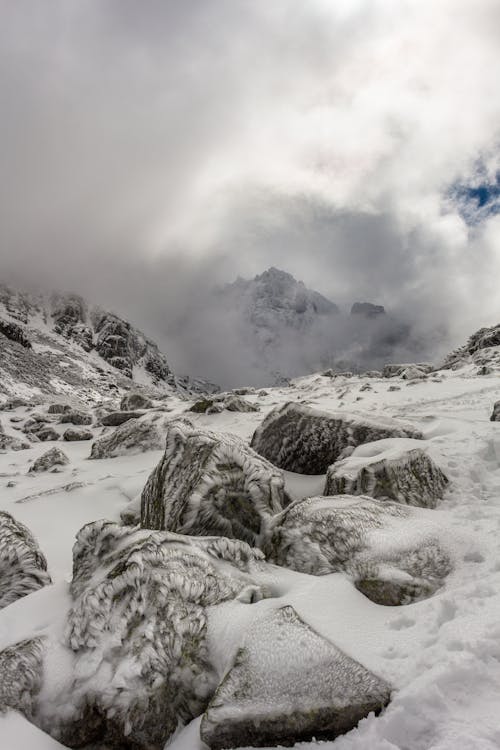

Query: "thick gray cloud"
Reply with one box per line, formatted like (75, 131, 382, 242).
(0, 0, 499, 383)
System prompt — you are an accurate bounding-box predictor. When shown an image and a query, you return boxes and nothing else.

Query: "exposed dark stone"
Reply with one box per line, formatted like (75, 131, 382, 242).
(29, 447, 69, 473)
(63, 428, 93, 441)
(100, 410, 145, 427)
(60, 411, 93, 426)
(0, 318, 32, 349)
(120, 392, 154, 410)
(35, 427, 59, 442)
(491, 401, 500, 422)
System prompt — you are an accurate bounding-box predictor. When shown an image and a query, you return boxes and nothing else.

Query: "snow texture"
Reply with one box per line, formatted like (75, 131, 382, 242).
(141, 420, 286, 546)
(0, 512, 51, 608)
(251, 402, 423, 474)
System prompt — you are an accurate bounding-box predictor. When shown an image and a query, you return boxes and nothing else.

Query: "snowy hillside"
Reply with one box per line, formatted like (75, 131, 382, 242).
(0, 283, 217, 403)
(0, 323, 499, 749)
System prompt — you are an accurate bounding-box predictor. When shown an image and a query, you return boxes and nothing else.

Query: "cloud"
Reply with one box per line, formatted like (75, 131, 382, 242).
(0, 0, 499, 383)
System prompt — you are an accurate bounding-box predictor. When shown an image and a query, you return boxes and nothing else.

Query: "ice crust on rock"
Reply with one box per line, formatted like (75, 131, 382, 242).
(251, 402, 423, 474)
(267, 495, 452, 605)
(0, 512, 51, 608)
(201, 605, 391, 750)
(141, 420, 286, 547)
(90, 414, 165, 459)
(325, 444, 449, 508)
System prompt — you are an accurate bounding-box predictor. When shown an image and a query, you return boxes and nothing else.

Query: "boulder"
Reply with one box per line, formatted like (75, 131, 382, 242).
(47, 403, 72, 415)
(189, 395, 259, 414)
(251, 402, 423, 475)
(491, 401, 500, 422)
(36, 426, 59, 442)
(383, 363, 433, 378)
(267, 495, 452, 605)
(63, 427, 93, 441)
(0, 511, 51, 608)
(0, 433, 30, 451)
(141, 420, 286, 546)
(90, 415, 164, 459)
(325, 444, 448, 508)
(0, 318, 32, 349)
(60, 411, 92, 426)
(29, 447, 69, 473)
(120, 392, 154, 410)
(201, 606, 391, 749)
(100, 410, 145, 426)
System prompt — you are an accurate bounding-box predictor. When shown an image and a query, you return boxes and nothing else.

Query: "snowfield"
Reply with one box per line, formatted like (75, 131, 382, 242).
(0, 358, 499, 749)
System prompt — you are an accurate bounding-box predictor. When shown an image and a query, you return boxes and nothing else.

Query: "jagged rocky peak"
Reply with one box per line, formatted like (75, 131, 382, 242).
(442, 321, 500, 372)
(351, 301, 386, 318)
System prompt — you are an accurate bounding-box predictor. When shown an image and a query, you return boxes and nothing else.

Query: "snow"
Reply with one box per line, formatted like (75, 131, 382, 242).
(0, 363, 499, 748)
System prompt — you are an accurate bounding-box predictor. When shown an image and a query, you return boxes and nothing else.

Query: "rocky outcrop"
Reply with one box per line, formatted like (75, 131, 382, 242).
(325, 445, 449, 508)
(141, 420, 286, 546)
(383, 363, 433, 378)
(100, 410, 145, 426)
(29, 447, 69, 473)
(0, 512, 51, 608)
(351, 302, 385, 318)
(442, 323, 500, 371)
(47, 403, 72, 415)
(201, 606, 391, 749)
(90, 415, 165, 459)
(60, 410, 92, 426)
(267, 495, 452, 605)
(120, 392, 154, 410)
(0, 318, 32, 349)
(251, 402, 423, 475)
(189, 394, 259, 414)
(491, 401, 500, 422)
(51, 293, 94, 351)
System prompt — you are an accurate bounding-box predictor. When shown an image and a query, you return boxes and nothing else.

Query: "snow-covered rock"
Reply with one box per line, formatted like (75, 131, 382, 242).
(190, 394, 259, 414)
(62, 427, 93, 441)
(325, 443, 449, 508)
(0, 512, 51, 608)
(251, 402, 423, 474)
(201, 605, 391, 750)
(28, 447, 69, 473)
(141, 420, 286, 546)
(120, 391, 154, 410)
(490, 400, 500, 422)
(267, 495, 452, 605)
(100, 410, 145, 426)
(89, 414, 165, 459)
(383, 363, 433, 378)
(0, 433, 30, 452)
(59, 410, 92, 426)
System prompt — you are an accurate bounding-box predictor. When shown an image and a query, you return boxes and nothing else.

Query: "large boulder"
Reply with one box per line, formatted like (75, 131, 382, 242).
(35, 426, 60, 442)
(141, 420, 286, 547)
(47, 403, 72, 415)
(29, 447, 69, 473)
(63, 427, 93, 441)
(189, 394, 259, 415)
(491, 401, 500, 422)
(267, 495, 452, 605)
(90, 414, 165, 459)
(100, 410, 145, 427)
(201, 606, 391, 750)
(0, 433, 30, 451)
(120, 392, 154, 410)
(60, 410, 92, 426)
(0, 512, 51, 608)
(325, 442, 448, 508)
(251, 402, 423, 475)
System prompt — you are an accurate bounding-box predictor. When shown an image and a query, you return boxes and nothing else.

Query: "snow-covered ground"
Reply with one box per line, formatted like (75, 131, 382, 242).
(0, 363, 499, 749)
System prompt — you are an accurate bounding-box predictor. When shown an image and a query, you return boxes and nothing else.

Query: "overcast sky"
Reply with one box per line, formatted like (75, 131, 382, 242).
(1, 0, 499, 377)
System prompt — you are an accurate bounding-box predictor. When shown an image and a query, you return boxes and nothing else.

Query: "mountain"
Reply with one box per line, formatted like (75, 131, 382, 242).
(0, 283, 217, 403)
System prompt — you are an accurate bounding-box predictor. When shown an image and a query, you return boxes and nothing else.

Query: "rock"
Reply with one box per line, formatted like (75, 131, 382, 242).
(100, 410, 145, 426)
(35, 427, 59, 442)
(51, 293, 94, 351)
(141, 420, 286, 546)
(189, 398, 215, 413)
(190, 395, 259, 415)
(0, 522, 265, 749)
(400, 365, 427, 380)
(29, 447, 69, 473)
(491, 401, 500, 422)
(90, 415, 164, 459)
(0, 318, 32, 349)
(22, 413, 52, 434)
(251, 402, 423, 475)
(47, 403, 72, 415)
(0, 511, 51, 608)
(0, 433, 30, 451)
(63, 428, 93, 441)
(223, 395, 259, 412)
(120, 392, 154, 410)
(350, 302, 386, 318)
(60, 410, 92, 426)
(201, 606, 391, 750)
(388, 385, 401, 391)
(383, 363, 433, 378)
(0, 397, 29, 411)
(325, 445, 449, 508)
(267, 495, 452, 605)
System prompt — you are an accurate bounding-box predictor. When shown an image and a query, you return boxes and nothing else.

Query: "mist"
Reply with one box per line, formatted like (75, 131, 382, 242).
(1, 0, 499, 386)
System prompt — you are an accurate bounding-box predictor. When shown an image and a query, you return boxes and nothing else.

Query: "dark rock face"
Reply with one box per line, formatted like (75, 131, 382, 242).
(120, 392, 154, 410)
(63, 428, 93, 441)
(351, 302, 386, 318)
(60, 410, 92, 426)
(100, 410, 145, 427)
(201, 606, 391, 750)
(0, 512, 51, 608)
(90, 415, 164, 458)
(325, 447, 449, 509)
(51, 293, 94, 352)
(267, 495, 451, 605)
(491, 401, 500, 422)
(35, 426, 60, 442)
(29, 447, 69, 473)
(0, 318, 32, 349)
(141, 421, 286, 547)
(251, 402, 423, 475)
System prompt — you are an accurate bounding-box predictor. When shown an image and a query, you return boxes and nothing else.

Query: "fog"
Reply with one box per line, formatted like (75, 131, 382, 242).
(1, 1, 499, 385)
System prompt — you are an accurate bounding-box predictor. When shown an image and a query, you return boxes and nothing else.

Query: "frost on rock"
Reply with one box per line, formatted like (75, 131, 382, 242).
(100, 410, 146, 426)
(490, 401, 500, 422)
(267, 496, 451, 605)
(325, 445, 449, 508)
(201, 605, 391, 750)
(120, 391, 154, 410)
(190, 394, 259, 414)
(0, 433, 30, 452)
(90, 414, 165, 459)
(141, 420, 286, 546)
(0, 638, 45, 718)
(29, 446, 69, 473)
(18, 521, 264, 749)
(0, 512, 51, 608)
(251, 402, 423, 475)
(60, 410, 93, 426)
